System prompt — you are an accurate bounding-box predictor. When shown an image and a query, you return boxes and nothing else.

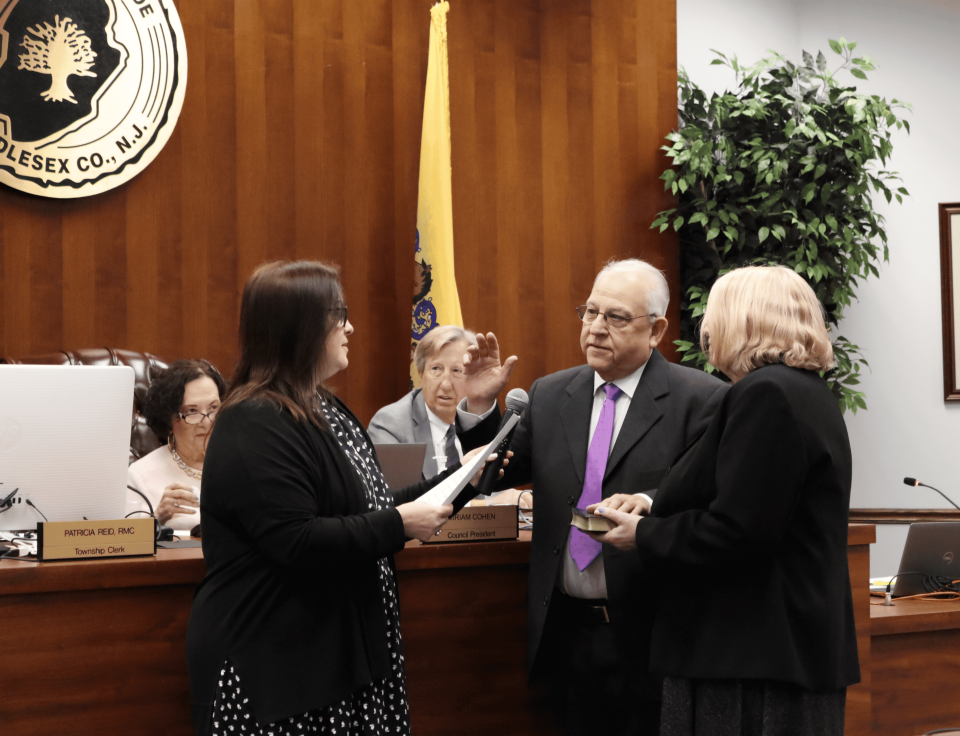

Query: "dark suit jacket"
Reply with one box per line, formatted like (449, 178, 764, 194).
(186, 398, 456, 733)
(467, 349, 727, 677)
(367, 388, 501, 478)
(635, 364, 860, 691)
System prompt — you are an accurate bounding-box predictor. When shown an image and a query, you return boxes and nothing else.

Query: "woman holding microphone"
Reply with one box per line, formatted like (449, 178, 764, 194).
(591, 265, 859, 736)
(187, 261, 501, 736)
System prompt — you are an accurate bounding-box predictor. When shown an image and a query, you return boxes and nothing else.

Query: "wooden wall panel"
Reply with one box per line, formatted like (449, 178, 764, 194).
(0, 0, 679, 427)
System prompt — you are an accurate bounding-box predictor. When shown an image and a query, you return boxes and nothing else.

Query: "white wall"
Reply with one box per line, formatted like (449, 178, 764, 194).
(677, 0, 960, 576)
(676, 0, 800, 98)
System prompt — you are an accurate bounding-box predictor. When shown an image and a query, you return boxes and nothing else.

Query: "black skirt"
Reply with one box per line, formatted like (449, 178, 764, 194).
(661, 676, 846, 736)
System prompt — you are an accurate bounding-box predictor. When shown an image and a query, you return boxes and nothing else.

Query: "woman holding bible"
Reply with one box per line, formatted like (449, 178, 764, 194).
(186, 261, 498, 736)
(591, 265, 859, 736)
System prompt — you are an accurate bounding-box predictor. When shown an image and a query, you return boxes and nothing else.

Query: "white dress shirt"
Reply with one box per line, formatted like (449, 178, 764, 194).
(424, 404, 464, 473)
(559, 361, 652, 600)
(454, 363, 653, 599)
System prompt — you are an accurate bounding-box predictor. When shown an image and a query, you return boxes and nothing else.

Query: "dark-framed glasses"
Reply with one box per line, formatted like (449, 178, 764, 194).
(329, 305, 349, 327)
(576, 305, 656, 329)
(178, 408, 219, 425)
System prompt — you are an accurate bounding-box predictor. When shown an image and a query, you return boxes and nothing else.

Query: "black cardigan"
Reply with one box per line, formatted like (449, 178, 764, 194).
(634, 364, 860, 691)
(186, 398, 458, 733)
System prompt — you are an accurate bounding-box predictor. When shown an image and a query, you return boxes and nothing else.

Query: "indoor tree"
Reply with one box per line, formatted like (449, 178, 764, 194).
(653, 38, 910, 413)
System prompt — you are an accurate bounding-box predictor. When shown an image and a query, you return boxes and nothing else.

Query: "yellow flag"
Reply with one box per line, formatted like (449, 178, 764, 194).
(411, 1, 461, 388)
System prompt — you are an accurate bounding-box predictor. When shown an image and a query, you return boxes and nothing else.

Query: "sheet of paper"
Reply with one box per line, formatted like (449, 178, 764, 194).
(418, 413, 520, 507)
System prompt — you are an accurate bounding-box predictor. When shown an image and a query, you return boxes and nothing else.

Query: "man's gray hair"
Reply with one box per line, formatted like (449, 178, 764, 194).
(594, 259, 669, 318)
(414, 325, 477, 374)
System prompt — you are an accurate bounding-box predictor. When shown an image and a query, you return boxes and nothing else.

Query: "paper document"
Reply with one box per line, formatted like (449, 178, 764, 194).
(418, 413, 520, 507)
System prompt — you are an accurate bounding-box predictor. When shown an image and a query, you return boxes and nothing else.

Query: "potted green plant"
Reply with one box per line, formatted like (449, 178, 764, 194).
(653, 38, 910, 413)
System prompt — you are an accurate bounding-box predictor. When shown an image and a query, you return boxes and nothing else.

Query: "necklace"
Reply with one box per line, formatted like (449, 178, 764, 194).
(169, 437, 203, 480)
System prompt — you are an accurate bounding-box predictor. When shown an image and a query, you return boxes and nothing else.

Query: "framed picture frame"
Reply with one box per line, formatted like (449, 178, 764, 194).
(939, 203, 960, 401)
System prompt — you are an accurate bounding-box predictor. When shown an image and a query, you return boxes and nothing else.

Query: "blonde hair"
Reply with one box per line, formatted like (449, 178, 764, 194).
(414, 325, 477, 374)
(700, 265, 835, 377)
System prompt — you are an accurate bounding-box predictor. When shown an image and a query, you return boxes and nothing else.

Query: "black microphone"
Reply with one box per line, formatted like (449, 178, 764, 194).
(903, 477, 960, 511)
(127, 484, 156, 518)
(454, 388, 529, 513)
(126, 485, 173, 541)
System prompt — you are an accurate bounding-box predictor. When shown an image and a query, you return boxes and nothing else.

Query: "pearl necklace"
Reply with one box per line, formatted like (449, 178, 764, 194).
(169, 438, 203, 480)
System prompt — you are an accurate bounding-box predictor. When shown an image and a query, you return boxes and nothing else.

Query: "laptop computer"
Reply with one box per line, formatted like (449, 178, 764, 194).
(892, 522, 960, 597)
(373, 443, 428, 491)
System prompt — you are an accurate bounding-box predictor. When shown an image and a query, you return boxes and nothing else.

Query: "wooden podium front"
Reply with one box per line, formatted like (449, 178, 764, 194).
(4, 524, 949, 736)
(0, 535, 554, 736)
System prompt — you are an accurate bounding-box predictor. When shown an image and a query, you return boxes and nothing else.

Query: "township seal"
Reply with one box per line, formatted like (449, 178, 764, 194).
(0, 0, 187, 197)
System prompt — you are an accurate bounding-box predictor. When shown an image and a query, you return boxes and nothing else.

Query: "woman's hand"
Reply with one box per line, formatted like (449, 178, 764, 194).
(583, 504, 641, 552)
(397, 500, 454, 542)
(155, 483, 200, 525)
(462, 448, 513, 488)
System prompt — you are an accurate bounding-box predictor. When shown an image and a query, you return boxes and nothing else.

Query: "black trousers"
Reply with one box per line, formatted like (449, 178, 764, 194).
(532, 590, 661, 736)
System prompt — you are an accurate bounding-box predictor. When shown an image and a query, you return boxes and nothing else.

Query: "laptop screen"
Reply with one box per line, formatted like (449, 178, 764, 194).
(892, 522, 960, 597)
(373, 443, 427, 491)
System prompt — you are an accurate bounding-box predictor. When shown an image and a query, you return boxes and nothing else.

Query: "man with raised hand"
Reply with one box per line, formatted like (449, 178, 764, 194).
(461, 259, 727, 736)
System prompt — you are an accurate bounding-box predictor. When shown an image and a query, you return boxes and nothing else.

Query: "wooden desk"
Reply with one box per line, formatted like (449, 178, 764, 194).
(871, 598, 960, 736)
(0, 548, 204, 735)
(0, 535, 552, 736)
(0, 526, 877, 736)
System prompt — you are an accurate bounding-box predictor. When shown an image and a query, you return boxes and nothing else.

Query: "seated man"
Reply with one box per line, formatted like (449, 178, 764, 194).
(368, 325, 507, 480)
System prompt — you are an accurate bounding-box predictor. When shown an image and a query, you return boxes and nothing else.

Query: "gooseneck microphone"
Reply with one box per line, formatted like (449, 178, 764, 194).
(903, 477, 960, 511)
(462, 388, 530, 509)
(127, 485, 156, 517)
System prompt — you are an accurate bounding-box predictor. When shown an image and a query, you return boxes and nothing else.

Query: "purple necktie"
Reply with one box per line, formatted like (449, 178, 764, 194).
(569, 383, 622, 571)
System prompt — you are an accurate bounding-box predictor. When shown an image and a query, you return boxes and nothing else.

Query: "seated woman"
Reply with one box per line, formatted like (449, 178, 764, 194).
(368, 325, 490, 479)
(127, 359, 226, 532)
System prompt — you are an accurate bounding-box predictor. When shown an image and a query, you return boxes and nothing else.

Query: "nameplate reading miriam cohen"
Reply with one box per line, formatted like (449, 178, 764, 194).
(37, 518, 156, 561)
(422, 505, 519, 545)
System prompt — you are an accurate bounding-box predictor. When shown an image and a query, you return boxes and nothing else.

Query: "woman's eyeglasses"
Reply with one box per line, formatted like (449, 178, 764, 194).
(329, 306, 349, 327)
(177, 409, 219, 425)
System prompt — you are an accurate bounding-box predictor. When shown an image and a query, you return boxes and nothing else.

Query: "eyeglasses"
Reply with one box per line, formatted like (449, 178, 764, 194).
(177, 409, 219, 425)
(329, 305, 349, 327)
(576, 305, 656, 329)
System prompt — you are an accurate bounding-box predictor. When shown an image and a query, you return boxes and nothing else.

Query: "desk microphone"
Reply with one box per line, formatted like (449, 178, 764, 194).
(454, 389, 529, 513)
(903, 477, 960, 511)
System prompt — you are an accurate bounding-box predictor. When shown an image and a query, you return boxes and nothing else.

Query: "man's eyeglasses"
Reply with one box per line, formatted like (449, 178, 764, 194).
(576, 305, 656, 329)
(329, 305, 349, 327)
(178, 409, 219, 425)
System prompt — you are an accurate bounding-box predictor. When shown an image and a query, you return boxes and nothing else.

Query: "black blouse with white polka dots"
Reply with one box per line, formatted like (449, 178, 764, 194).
(209, 402, 411, 736)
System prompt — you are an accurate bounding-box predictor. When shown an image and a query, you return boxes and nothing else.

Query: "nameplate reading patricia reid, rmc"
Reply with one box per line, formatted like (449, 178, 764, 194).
(37, 519, 156, 561)
(423, 505, 519, 544)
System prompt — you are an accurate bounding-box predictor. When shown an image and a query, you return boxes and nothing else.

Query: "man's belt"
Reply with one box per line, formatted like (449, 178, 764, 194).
(555, 590, 610, 625)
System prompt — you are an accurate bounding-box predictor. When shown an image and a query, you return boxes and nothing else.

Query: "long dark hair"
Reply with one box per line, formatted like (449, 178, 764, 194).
(223, 261, 344, 429)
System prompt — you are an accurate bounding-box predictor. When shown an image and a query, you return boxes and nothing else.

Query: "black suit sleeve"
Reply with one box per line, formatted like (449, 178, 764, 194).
(645, 380, 728, 504)
(495, 378, 536, 490)
(456, 401, 502, 452)
(459, 380, 537, 492)
(635, 378, 808, 565)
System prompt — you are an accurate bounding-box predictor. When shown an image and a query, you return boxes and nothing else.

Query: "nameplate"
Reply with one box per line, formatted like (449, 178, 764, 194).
(37, 519, 156, 561)
(423, 505, 519, 544)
